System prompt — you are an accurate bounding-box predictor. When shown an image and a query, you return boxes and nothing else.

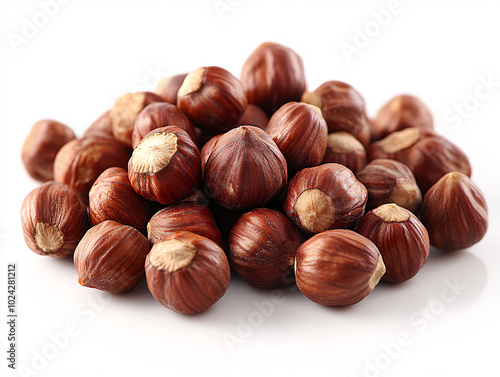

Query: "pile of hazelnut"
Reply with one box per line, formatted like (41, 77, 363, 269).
(20, 42, 488, 314)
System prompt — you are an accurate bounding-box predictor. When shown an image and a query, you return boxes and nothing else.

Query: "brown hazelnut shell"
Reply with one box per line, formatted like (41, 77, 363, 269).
(421, 172, 488, 251)
(155, 73, 188, 104)
(295, 229, 385, 306)
(266, 102, 328, 173)
(21, 119, 76, 182)
(131, 102, 196, 149)
(201, 126, 287, 211)
(74, 220, 150, 293)
(148, 202, 222, 246)
(283, 163, 367, 233)
(128, 126, 201, 205)
(145, 231, 230, 314)
(21, 181, 89, 258)
(89, 167, 153, 235)
(355, 203, 430, 283)
(367, 128, 471, 193)
(356, 159, 422, 213)
(241, 42, 306, 114)
(322, 131, 367, 174)
(228, 208, 305, 289)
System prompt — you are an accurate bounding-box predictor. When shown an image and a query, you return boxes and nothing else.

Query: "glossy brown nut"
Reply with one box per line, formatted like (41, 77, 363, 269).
(301, 81, 371, 147)
(283, 163, 367, 234)
(147, 201, 222, 246)
(228, 208, 305, 289)
(89, 167, 152, 235)
(201, 126, 287, 211)
(322, 131, 367, 174)
(266, 102, 328, 173)
(367, 128, 471, 193)
(355, 203, 430, 283)
(21, 119, 76, 182)
(53, 137, 130, 204)
(109, 91, 165, 148)
(131, 102, 196, 149)
(238, 104, 269, 129)
(295, 229, 385, 306)
(145, 231, 230, 314)
(128, 126, 201, 205)
(241, 42, 306, 114)
(20, 181, 89, 258)
(421, 172, 488, 251)
(155, 73, 188, 104)
(83, 111, 114, 140)
(74, 220, 150, 293)
(356, 159, 422, 212)
(177, 66, 247, 134)
(373, 94, 434, 141)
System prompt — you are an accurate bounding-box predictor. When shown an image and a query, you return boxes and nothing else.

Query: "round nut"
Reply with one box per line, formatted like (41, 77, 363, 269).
(21, 119, 76, 182)
(83, 111, 114, 140)
(368, 128, 471, 193)
(21, 181, 89, 258)
(284, 163, 367, 233)
(421, 172, 488, 251)
(145, 231, 230, 314)
(74, 220, 150, 293)
(373, 94, 434, 141)
(295, 229, 385, 306)
(128, 126, 202, 205)
(201, 126, 287, 211)
(53, 137, 130, 204)
(155, 73, 188, 104)
(131, 102, 196, 149)
(238, 104, 269, 129)
(89, 167, 152, 234)
(355, 203, 430, 283)
(177, 66, 247, 134)
(322, 131, 367, 174)
(301, 81, 371, 147)
(147, 202, 222, 246)
(266, 102, 328, 173)
(228, 208, 305, 289)
(356, 158, 422, 212)
(241, 42, 306, 114)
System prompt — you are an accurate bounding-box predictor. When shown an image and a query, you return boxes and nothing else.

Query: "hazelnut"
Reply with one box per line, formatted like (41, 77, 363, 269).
(131, 102, 196, 149)
(368, 128, 471, 193)
(229, 208, 305, 289)
(128, 126, 201, 205)
(201, 126, 287, 211)
(109, 91, 165, 148)
(356, 159, 422, 212)
(355, 203, 430, 283)
(147, 202, 222, 246)
(155, 73, 188, 104)
(421, 172, 488, 251)
(301, 81, 371, 147)
(238, 104, 269, 129)
(74, 220, 150, 293)
(321, 131, 367, 174)
(177, 66, 247, 134)
(21, 119, 76, 182)
(89, 167, 153, 235)
(20, 181, 89, 258)
(283, 163, 367, 233)
(266, 102, 328, 173)
(241, 42, 306, 114)
(372, 94, 434, 141)
(145, 231, 230, 314)
(53, 137, 130, 204)
(295, 229, 385, 306)
(83, 111, 114, 140)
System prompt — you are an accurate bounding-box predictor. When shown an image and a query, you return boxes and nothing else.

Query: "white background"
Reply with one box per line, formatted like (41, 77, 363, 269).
(1, 1, 500, 376)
